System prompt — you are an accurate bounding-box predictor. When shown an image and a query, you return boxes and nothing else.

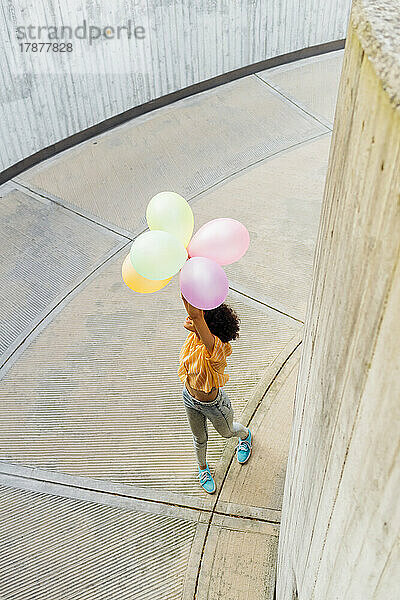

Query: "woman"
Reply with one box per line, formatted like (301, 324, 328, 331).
(179, 295, 252, 494)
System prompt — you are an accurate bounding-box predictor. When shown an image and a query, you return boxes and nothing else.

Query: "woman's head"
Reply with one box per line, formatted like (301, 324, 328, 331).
(203, 303, 240, 343)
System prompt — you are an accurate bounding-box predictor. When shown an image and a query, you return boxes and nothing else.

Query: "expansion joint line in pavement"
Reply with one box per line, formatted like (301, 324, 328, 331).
(0, 239, 131, 377)
(192, 338, 302, 599)
(0, 339, 301, 600)
(186, 130, 331, 207)
(13, 126, 331, 245)
(3, 162, 304, 375)
(0, 464, 281, 527)
(0, 341, 300, 521)
(229, 285, 304, 324)
(12, 179, 137, 240)
(253, 73, 333, 131)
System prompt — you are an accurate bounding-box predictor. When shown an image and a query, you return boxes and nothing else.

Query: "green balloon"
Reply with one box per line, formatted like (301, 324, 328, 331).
(146, 192, 194, 247)
(130, 230, 188, 280)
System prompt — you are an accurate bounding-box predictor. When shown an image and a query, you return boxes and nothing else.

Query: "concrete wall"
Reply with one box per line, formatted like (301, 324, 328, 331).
(0, 0, 351, 174)
(276, 1, 400, 598)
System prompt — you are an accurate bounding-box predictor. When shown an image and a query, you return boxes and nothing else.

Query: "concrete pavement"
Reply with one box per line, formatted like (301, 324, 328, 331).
(0, 50, 343, 599)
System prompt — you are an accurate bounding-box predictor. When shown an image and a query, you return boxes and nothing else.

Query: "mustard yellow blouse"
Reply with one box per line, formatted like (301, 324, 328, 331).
(178, 332, 232, 393)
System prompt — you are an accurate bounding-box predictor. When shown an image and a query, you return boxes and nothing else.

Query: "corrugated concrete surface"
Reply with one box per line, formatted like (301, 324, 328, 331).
(0, 190, 125, 366)
(0, 269, 300, 497)
(0, 484, 198, 600)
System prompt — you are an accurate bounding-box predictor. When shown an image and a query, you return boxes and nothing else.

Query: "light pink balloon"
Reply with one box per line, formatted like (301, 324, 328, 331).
(180, 257, 229, 310)
(187, 218, 250, 265)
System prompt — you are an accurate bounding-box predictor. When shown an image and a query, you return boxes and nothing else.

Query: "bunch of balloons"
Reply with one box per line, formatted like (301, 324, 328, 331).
(122, 191, 249, 310)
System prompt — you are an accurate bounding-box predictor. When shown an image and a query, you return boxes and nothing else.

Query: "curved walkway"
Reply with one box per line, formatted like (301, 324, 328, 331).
(0, 50, 343, 599)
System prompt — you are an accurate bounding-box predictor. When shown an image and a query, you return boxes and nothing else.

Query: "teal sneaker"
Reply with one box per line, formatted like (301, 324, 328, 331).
(237, 430, 252, 464)
(198, 464, 216, 494)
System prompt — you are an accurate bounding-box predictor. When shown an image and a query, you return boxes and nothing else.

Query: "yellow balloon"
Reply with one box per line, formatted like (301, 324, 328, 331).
(121, 254, 171, 294)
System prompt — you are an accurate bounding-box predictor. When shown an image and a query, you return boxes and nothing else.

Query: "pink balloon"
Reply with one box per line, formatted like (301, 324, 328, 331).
(187, 218, 250, 265)
(180, 257, 229, 310)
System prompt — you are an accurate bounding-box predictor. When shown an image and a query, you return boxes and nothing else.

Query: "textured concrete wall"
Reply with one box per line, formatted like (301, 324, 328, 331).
(0, 0, 351, 173)
(276, 1, 400, 598)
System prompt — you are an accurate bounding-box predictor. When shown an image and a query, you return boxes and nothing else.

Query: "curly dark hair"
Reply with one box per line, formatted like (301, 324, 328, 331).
(203, 303, 240, 343)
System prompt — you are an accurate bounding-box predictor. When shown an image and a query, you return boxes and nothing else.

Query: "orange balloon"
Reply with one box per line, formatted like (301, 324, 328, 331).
(122, 254, 171, 293)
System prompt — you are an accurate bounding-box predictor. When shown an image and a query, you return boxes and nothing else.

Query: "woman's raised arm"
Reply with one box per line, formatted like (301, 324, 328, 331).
(181, 294, 215, 354)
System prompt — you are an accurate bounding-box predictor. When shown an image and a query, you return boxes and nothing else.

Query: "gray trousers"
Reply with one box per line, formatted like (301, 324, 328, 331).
(183, 385, 249, 467)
